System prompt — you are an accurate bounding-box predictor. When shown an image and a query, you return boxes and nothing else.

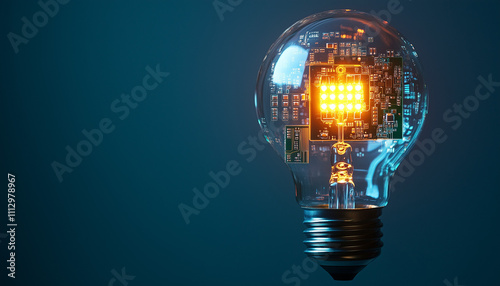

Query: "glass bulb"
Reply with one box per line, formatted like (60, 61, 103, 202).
(255, 10, 428, 280)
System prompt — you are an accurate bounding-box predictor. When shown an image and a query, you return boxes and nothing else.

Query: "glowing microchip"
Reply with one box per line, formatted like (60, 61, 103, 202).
(318, 79, 366, 122)
(309, 58, 403, 141)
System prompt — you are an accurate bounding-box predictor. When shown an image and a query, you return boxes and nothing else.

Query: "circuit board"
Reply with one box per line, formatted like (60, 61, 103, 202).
(269, 27, 407, 163)
(285, 126, 309, 163)
(309, 56, 403, 140)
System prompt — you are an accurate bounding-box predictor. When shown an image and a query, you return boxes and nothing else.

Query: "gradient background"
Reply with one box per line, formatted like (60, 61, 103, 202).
(1, 0, 500, 285)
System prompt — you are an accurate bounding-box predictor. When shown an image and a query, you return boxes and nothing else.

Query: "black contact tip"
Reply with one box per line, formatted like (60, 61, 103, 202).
(321, 265, 366, 281)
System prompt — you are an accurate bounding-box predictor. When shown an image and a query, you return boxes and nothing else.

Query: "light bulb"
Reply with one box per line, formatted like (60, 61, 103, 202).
(255, 10, 428, 280)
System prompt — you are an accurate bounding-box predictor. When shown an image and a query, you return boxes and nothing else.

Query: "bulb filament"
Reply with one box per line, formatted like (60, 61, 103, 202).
(329, 121, 355, 209)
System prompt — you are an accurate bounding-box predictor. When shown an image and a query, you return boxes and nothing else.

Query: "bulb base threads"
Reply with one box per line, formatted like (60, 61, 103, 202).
(303, 207, 383, 281)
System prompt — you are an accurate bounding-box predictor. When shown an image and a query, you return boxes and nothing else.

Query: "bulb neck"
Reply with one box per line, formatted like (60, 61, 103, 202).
(303, 207, 384, 281)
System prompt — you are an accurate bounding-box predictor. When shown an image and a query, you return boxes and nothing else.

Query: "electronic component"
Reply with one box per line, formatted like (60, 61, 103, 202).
(308, 57, 403, 140)
(269, 19, 407, 161)
(285, 126, 309, 163)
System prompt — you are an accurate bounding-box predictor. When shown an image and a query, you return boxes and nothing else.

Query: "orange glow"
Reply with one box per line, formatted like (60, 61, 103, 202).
(320, 80, 365, 116)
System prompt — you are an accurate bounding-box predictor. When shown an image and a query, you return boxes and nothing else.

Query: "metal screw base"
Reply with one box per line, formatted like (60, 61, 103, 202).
(303, 207, 384, 280)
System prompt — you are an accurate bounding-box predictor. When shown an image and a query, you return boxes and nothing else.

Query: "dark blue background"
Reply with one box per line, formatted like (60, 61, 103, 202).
(1, 0, 499, 285)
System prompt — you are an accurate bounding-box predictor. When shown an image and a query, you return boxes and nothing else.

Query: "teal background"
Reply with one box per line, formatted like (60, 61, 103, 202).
(1, 0, 500, 285)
